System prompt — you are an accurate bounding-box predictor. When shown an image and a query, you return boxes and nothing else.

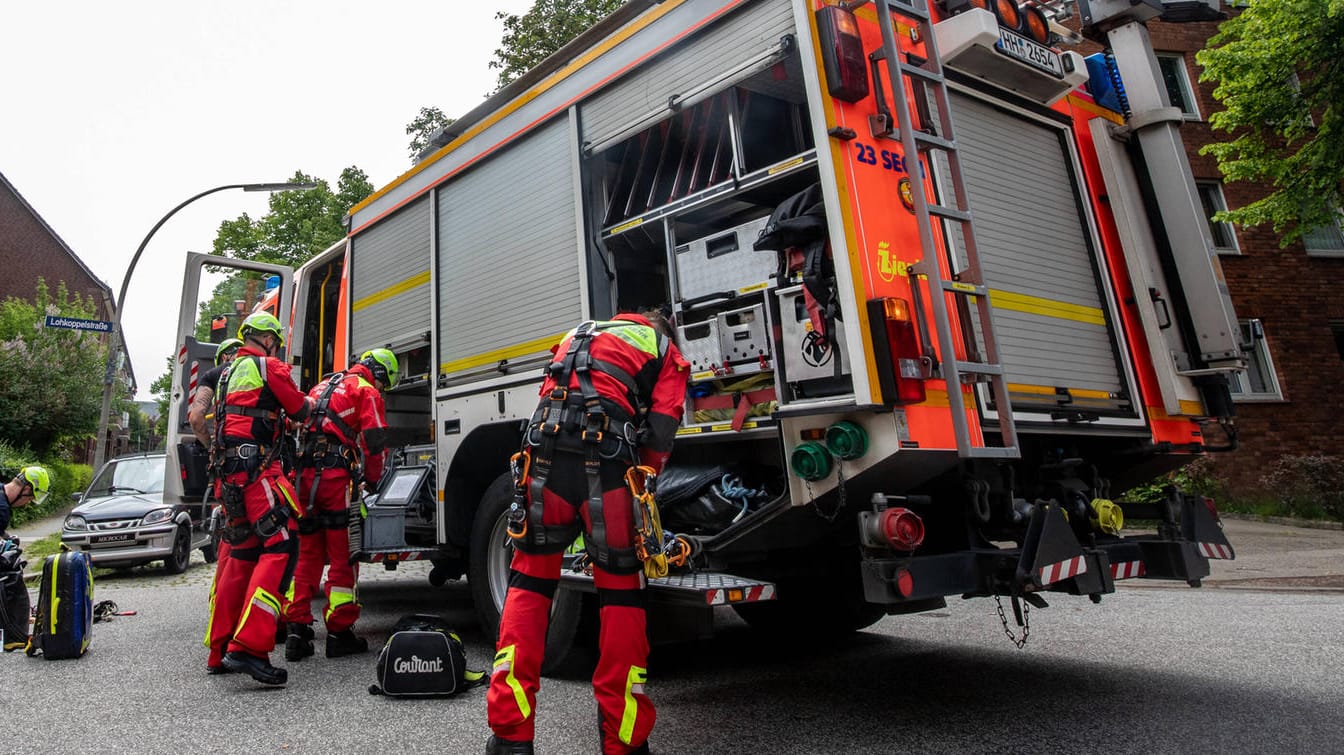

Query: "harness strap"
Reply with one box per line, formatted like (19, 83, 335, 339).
(222, 405, 280, 420)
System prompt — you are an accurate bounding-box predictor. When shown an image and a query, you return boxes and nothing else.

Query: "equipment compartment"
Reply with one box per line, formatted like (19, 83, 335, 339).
(674, 215, 774, 302)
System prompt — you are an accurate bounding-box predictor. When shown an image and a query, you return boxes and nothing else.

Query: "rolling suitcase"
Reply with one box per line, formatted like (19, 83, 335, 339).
(26, 550, 94, 660)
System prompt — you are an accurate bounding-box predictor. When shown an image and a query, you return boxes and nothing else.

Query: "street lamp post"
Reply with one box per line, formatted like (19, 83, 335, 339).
(92, 181, 317, 472)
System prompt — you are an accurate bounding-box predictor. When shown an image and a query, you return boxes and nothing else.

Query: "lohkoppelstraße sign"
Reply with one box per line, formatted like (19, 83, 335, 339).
(44, 314, 113, 333)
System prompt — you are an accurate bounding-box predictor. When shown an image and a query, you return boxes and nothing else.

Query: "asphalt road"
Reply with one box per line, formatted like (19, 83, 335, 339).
(3, 519, 1341, 754)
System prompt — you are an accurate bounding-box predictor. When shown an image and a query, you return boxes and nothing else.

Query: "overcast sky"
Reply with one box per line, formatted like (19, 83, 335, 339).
(2, 0, 534, 400)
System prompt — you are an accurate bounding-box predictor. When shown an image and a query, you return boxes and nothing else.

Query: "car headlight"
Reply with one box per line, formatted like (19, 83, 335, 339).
(64, 514, 87, 532)
(141, 508, 174, 525)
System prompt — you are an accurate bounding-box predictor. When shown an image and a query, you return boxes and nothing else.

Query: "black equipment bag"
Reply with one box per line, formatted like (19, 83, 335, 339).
(0, 541, 29, 652)
(368, 614, 486, 697)
(26, 550, 94, 660)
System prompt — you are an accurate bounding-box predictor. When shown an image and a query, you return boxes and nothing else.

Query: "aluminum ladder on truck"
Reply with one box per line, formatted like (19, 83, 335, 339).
(871, 0, 1019, 460)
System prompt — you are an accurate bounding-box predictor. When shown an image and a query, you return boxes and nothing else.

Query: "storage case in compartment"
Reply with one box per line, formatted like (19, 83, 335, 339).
(678, 318, 723, 375)
(716, 303, 769, 374)
(778, 286, 850, 382)
(674, 216, 775, 302)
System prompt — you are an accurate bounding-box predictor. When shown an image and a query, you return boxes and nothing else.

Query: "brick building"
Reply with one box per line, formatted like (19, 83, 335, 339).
(0, 170, 135, 462)
(1135, 16, 1344, 493)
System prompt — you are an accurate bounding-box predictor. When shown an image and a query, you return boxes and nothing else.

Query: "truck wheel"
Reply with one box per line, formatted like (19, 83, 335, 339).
(164, 525, 192, 575)
(733, 573, 884, 636)
(468, 472, 586, 676)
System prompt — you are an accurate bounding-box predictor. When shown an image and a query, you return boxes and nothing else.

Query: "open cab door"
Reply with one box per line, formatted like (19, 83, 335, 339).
(162, 253, 294, 513)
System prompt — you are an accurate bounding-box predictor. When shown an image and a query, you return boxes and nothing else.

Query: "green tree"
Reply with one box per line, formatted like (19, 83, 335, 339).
(151, 167, 376, 423)
(0, 279, 107, 456)
(149, 355, 174, 438)
(406, 106, 455, 162)
(1197, 0, 1344, 246)
(488, 0, 624, 91)
(213, 167, 374, 267)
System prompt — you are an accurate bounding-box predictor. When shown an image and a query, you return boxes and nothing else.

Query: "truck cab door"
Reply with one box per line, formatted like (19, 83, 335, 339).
(162, 253, 294, 513)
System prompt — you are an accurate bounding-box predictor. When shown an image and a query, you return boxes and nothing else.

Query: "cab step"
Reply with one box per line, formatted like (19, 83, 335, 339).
(562, 569, 777, 608)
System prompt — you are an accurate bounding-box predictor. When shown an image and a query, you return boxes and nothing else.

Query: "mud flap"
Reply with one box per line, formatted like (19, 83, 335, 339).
(1017, 502, 1099, 592)
(1180, 492, 1235, 560)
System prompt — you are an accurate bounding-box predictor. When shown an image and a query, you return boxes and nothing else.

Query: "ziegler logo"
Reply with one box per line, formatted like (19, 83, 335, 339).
(394, 654, 445, 674)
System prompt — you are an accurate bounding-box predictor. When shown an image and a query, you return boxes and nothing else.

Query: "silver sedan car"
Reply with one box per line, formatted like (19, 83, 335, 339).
(61, 452, 217, 573)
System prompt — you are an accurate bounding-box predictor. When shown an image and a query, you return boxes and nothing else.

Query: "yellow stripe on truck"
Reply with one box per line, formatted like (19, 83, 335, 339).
(352, 270, 431, 313)
(440, 332, 565, 375)
(989, 289, 1106, 326)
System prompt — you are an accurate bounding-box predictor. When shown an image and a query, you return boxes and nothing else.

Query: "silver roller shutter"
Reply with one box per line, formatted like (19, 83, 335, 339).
(939, 92, 1131, 413)
(580, 0, 796, 147)
(350, 198, 431, 354)
(437, 117, 581, 378)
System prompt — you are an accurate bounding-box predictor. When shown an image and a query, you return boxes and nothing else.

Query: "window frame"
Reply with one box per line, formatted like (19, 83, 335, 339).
(1229, 318, 1283, 402)
(1155, 52, 1201, 120)
(1195, 180, 1239, 254)
(1303, 212, 1344, 257)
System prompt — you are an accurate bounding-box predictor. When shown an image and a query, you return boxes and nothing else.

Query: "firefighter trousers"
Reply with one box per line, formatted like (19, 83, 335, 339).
(487, 456, 654, 755)
(284, 468, 360, 632)
(205, 463, 300, 659)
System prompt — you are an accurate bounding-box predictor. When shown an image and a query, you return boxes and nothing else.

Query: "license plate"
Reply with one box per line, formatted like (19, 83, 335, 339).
(996, 28, 1063, 78)
(91, 533, 135, 545)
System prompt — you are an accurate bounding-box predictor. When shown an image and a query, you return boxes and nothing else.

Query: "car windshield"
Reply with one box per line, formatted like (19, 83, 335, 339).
(87, 456, 166, 497)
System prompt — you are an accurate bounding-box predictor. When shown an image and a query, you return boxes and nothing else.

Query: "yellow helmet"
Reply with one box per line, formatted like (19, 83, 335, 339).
(359, 349, 400, 390)
(19, 466, 49, 506)
(238, 312, 285, 347)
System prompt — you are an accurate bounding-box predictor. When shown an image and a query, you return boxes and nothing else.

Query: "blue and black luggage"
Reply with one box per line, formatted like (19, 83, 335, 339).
(26, 550, 93, 660)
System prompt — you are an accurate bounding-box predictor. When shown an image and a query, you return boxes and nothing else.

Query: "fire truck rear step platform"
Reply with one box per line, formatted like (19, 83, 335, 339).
(562, 570, 777, 608)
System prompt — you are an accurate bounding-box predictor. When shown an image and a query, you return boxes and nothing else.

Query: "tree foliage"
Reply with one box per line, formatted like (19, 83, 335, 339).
(488, 0, 625, 91)
(406, 106, 455, 162)
(0, 279, 107, 456)
(1197, 0, 1344, 246)
(213, 168, 374, 267)
(151, 168, 375, 423)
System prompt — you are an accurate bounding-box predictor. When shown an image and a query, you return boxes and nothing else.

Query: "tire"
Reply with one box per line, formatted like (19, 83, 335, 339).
(732, 552, 885, 637)
(468, 472, 587, 676)
(164, 524, 192, 574)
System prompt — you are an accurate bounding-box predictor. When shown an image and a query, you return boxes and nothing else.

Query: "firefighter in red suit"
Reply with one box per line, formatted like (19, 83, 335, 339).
(206, 312, 313, 685)
(487, 311, 688, 755)
(283, 348, 397, 661)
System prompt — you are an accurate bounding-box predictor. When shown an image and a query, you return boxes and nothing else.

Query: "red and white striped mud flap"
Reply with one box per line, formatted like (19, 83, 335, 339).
(1038, 555, 1088, 586)
(1110, 560, 1147, 580)
(1197, 541, 1234, 560)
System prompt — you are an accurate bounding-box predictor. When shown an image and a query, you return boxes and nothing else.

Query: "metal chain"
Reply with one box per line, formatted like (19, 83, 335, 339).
(809, 463, 844, 522)
(994, 594, 1030, 649)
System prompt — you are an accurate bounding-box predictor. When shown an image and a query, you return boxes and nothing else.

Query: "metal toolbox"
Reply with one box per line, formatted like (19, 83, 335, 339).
(674, 215, 775, 302)
(777, 285, 850, 382)
(716, 303, 769, 374)
(678, 317, 723, 376)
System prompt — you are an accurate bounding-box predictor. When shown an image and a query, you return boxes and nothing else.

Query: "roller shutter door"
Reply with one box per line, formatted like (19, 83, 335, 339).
(437, 117, 581, 378)
(942, 92, 1133, 416)
(580, 0, 795, 147)
(350, 198, 431, 354)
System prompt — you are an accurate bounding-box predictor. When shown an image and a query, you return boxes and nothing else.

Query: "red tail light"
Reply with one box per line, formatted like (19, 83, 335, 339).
(180, 464, 188, 481)
(816, 5, 869, 103)
(867, 297, 927, 405)
(874, 507, 925, 551)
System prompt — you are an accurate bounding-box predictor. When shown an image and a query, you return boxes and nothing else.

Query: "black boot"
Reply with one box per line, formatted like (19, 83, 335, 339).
(221, 651, 287, 686)
(326, 629, 369, 658)
(284, 623, 315, 662)
(485, 735, 534, 755)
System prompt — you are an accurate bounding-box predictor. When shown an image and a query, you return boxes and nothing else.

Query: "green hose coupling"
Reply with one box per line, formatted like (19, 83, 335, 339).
(790, 441, 833, 481)
(825, 420, 869, 460)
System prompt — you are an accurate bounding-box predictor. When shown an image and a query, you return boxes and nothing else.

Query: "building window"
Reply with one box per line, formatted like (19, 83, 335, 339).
(1331, 321, 1344, 363)
(1156, 53, 1200, 119)
(1303, 213, 1344, 257)
(1230, 319, 1282, 401)
(1196, 181, 1238, 253)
